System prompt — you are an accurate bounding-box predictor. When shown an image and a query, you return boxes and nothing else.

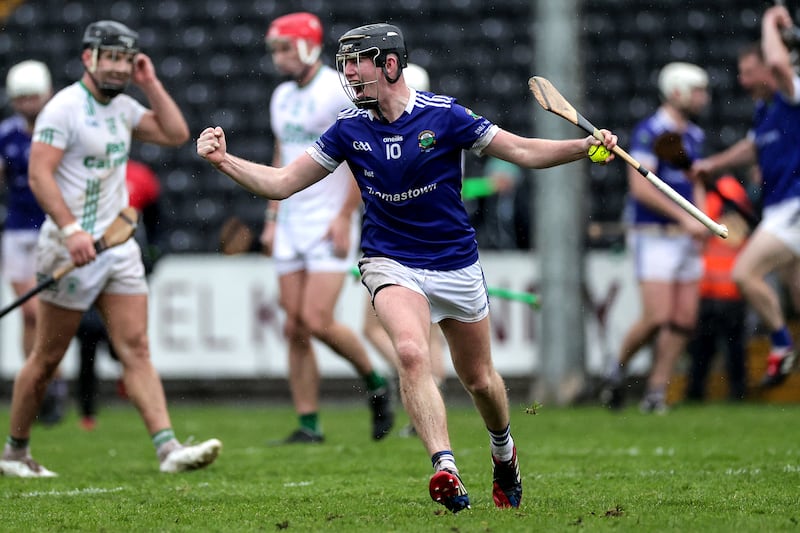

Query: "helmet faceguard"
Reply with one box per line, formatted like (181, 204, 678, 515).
(266, 12, 324, 66)
(82, 20, 139, 99)
(335, 23, 408, 109)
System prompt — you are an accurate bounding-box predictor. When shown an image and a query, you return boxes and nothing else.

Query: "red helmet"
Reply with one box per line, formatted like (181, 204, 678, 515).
(266, 12, 323, 66)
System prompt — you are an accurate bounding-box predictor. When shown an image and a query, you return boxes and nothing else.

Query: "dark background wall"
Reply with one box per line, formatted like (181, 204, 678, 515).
(1, 0, 787, 253)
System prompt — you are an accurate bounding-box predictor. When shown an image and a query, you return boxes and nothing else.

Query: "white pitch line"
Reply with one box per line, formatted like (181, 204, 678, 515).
(283, 481, 313, 488)
(15, 486, 125, 498)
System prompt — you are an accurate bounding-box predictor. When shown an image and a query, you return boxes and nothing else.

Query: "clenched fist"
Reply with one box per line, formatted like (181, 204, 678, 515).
(197, 126, 227, 167)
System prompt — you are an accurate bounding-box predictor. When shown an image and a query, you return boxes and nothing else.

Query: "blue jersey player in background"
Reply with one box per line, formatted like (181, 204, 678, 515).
(198, 22, 617, 513)
(692, 4, 800, 389)
(1, 60, 67, 424)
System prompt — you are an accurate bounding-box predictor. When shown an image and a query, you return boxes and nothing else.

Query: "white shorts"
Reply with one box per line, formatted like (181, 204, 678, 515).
(760, 197, 800, 255)
(358, 256, 490, 323)
(35, 225, 147, 311)
(1, 229, 39, 283)
(629, 230, 703, 282)
(272, 213, 359, 275)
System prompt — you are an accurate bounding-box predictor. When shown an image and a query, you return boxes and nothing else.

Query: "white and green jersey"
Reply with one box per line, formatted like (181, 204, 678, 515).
(33, 81, 147, 239)
(269, 65, 354, 225)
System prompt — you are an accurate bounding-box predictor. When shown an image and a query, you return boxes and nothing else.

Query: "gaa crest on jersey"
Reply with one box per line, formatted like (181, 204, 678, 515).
(418, 130, 436, 152)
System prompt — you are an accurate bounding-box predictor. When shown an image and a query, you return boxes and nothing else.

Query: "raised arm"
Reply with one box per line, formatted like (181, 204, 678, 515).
(762, 5, 797, 100)
(197, 126, 330, 200)
(131, 54, 190, 146)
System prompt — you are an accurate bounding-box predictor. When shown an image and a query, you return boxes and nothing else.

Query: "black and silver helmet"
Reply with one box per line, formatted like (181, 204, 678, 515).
(83, 20, 139, 54)
(336, 23, 408, 109)
(82, 20, 139, 99)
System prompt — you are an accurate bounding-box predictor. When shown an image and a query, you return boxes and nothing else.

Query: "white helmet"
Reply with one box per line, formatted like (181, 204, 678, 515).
(404, 63, 430, 92)
(658, 62, 708, 106)
(6, 60, 52, 98)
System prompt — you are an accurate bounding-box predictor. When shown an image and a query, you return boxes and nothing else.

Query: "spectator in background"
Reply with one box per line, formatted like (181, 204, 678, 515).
(600, 61, 710, 414)
(469, 157, 525, 249)
(686, 175, 754, 402)
(198, 21, 617, 513)
(0, 20, 220, 478)
(359, 62, 446, 437)
(75, 159, 161, 431)
(259, 12, 394, 444)
(691, 5, 800, 389)
(1, 59, 68, 425)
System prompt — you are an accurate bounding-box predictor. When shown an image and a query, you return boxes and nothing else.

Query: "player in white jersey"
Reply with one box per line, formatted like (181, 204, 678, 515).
(260, 12, 393, 443)
(0, 20, 221, 478)
(199, 22, 616, 512)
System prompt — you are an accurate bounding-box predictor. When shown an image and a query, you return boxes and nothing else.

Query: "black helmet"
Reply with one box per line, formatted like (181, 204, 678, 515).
(82, 20, 139, 99)
(82, 20, 139, 53)
(336, 23, 407, 68)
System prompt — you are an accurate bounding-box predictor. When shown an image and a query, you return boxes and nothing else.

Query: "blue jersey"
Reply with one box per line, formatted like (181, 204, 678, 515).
(0, 115, 45, 230)
(626, 108, 703, 225)
(750, 89, 800, 208)
(308, 90, 498, 270)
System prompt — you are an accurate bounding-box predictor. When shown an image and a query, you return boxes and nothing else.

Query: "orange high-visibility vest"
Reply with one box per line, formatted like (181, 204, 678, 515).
(699, 176, 751, 300)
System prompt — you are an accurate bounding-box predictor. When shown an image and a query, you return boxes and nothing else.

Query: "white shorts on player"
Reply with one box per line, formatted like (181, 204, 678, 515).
(1, 229, 39, 283)
(759, 197, 800, 256)
(358, 256, 490, 323)
(35, 224, 147, 311)
(628, 229, 703, 283)
(272, 213, 360, 275)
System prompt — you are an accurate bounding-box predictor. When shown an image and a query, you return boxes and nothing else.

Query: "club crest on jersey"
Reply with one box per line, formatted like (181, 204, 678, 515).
(418, 130, 436, 152)
(465, 108, 482, 120)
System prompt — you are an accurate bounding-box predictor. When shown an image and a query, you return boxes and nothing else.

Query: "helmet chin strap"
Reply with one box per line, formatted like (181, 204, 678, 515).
(382, 65, 401, 84)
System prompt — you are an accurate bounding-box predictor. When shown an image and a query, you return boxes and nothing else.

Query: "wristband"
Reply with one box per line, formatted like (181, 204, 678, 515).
(60, 221, 83, 238)
(265, 209, 277, 222)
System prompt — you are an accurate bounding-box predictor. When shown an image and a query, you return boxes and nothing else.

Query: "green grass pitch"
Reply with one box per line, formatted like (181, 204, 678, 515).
(2, 401, 800, 532)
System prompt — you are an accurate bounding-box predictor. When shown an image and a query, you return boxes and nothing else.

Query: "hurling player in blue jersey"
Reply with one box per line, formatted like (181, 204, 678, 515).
(692, 5, 800, 389)
(600, 61, 710, 414)
(198, 22, 616, 513)
(1, 60, 68, 424)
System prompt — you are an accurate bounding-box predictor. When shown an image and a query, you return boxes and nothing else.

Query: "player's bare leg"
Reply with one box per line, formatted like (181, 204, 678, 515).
(0, 301, 81, 477)
(363, 296, 400, 369)
(11, 282, 66, 425)
(97, 293, 172, 434)
(301, 271, 374, 374)
(601, 281, 663, 408)
(442, 315, 521, 509)
(301, 270, 393, 439)
(374, 286, 447, 452)
(733, 231, 794, 332)
(11, 280, 38, 356)
(7, 301, 81, 440)
(644, 280, 698, 412)
(441, 317, 508, 429)
(99, 292, 221, 472)
(733, 230, 798, 386)
(280, 270, 320, 414)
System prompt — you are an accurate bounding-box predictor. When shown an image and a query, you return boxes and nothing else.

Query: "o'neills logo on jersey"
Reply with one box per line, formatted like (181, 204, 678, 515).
(418, 130, 436, 152)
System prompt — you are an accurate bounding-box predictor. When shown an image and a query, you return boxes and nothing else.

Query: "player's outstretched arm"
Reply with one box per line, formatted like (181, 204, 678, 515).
(484, 128, 617, 169)
(197, 126, 330, 200)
